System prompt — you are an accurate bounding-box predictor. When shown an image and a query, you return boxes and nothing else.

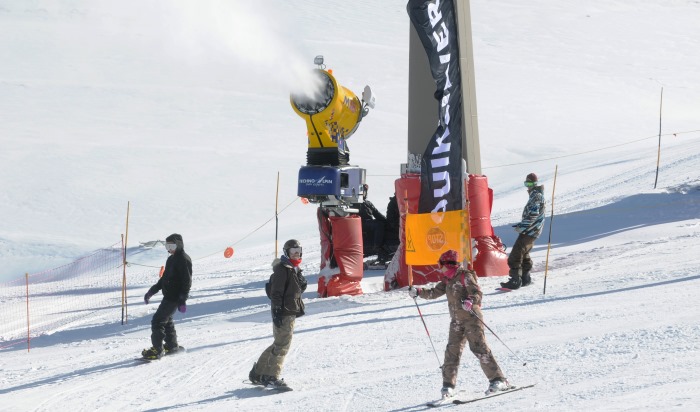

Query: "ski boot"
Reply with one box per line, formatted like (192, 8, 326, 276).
(485, 378, 511, 395)
(521, 271, 532, 287)
(440, 385, 455, 399)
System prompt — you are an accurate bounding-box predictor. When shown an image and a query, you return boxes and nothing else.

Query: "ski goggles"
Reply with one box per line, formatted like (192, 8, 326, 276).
(287, 247, 302, 257)
(438, 260, 458, 268)
(524, 181, 537, 188)
(165, 243, 177, 252)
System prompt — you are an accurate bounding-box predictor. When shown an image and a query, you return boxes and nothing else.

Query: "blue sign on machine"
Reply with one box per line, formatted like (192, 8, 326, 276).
(298, 166, 341, 197)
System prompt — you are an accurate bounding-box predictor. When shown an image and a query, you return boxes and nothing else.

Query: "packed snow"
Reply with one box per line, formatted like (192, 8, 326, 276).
(1, 0, 699, 411)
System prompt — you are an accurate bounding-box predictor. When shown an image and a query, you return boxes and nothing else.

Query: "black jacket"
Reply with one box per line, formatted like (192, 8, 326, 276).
(149, 243, 192, 304)
(270, 256, 306, 317)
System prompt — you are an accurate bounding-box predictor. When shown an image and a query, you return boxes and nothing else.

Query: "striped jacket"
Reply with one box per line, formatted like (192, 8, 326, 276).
(513, 185, 545, 238)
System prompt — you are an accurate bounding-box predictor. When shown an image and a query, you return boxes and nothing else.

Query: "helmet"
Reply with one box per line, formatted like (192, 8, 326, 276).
(438, 250, 460, 268)
(283, 239, 302, 258)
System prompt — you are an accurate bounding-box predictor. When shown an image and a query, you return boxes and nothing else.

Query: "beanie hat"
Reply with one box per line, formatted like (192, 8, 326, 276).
(526, 173, 538, 183)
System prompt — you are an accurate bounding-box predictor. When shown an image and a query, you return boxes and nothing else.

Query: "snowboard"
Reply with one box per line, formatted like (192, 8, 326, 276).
(243, 379, 293, 392)
(136, 346, 186, 362)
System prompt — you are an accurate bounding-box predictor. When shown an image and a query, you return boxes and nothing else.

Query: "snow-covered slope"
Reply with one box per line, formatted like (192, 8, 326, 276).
(1, 0, 699, 411)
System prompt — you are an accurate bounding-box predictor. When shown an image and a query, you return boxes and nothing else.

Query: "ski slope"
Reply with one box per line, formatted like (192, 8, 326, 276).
(1, 1, 700, 411)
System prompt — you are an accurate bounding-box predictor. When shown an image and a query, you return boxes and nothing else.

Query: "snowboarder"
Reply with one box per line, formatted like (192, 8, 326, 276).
(501, 173, 546, 290)
(142, 233, 192, 359)
(249, 239, 307, 390)
(409, 250, 510, 399)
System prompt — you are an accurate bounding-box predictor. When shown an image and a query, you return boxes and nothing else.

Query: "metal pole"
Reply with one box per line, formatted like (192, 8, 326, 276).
(470, 308, 527, 367)
(543, 165, 558, 295)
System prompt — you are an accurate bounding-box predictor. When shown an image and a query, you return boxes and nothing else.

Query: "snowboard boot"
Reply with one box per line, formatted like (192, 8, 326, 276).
(521, 271, 532, 287)
(164, 343, 181, 354)
(141, 347, 163, 360)
(485, 378, 510, 395)
(261, 375, 288, 389)
(249, 363, 263, 385)
(500, 269, 522, 290)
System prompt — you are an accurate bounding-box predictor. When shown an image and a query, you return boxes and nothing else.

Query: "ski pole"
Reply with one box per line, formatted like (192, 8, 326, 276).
(469, 308, 528, 367)
(412, 296, 443, 369)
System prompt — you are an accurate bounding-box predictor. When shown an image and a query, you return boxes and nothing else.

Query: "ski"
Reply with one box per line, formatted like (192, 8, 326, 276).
(426, 391, 469, 407)
(452, 383, 536, 404)
(495, 287, 515, 292)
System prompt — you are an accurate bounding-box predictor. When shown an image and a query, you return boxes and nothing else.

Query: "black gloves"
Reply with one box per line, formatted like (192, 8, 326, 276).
(298, 275, 308, 293)
(272, 306, 283, 328)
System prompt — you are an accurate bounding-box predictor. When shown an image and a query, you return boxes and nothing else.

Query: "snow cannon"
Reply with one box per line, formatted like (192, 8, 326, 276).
(290, 55, 375, 167)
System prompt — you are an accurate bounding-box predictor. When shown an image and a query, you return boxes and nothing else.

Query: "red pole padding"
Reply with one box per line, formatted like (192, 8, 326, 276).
(384, 174, 441, 290)
(468, 175, 509, 277)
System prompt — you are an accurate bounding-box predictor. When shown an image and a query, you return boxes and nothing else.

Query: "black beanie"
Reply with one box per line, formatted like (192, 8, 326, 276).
(166, 233, 183, 243)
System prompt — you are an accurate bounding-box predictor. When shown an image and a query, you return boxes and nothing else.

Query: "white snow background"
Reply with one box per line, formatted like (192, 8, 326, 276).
(1, 0, 700, 411)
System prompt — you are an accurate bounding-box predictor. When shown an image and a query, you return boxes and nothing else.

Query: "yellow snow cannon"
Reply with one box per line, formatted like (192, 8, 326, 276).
(290, 55, 375, 166)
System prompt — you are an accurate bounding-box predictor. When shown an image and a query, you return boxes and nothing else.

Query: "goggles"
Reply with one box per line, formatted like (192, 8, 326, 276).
(165, 243, 177, 252)
(287, 247, 302, 257)
(439, 260, 458, 268)
(524, 181, 537, 188)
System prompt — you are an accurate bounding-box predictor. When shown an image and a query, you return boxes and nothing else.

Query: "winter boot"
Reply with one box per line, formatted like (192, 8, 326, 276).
(521, 271, 532, 287)
(248, 363, 263, 385)
(485, 378, 511, 395)
(141, 347, 163, 360)
(500, 268, 522, 290)
(440, 386, 455, 399)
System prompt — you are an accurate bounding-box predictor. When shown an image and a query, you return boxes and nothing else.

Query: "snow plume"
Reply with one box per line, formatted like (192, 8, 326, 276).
(165, 0, 317, 95)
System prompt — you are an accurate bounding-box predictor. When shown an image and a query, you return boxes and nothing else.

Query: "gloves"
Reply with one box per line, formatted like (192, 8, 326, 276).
(298, 275, 308, 293)
(144, 292, 154, 304)
(461, 298, 473, 312)
(272, 306, 283, 328)
(408, 286, 421, 299)
(178, 303, 187, 313)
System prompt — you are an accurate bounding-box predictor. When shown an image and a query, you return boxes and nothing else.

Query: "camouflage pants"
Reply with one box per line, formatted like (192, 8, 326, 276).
(442, 316, 504, 388)
(255, 316, 295, 378)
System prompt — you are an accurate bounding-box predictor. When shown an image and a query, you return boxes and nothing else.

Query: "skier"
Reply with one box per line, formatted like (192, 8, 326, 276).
(249, 239, 307, 390)
(142, 233, 192, 359)
(409, 250, 510, 399)
(501, 172, 546, 290)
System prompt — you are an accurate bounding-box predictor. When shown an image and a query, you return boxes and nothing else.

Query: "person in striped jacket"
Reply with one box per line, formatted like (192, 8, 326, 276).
(501, 173, 546, 290)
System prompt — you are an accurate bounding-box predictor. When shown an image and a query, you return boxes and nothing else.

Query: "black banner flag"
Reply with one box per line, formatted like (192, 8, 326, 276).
(407, 0, 464, 214)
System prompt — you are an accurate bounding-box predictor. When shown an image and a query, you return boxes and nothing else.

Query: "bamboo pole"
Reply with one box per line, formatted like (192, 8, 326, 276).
(542, 165, 558, 295)
(275, 172, 280, 258)
(654, 87, 663, 189)
(25, 273, 30, 352)
(122, 201, 130, 325)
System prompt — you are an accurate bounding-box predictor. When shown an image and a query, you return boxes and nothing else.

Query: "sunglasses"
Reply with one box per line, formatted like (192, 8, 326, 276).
(287, 247, 302, 256)
(524, 181, 537, 188)
(165, 243, 177, 252)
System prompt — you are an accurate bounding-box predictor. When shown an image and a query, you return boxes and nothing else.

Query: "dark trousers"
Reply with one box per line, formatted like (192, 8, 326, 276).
(151, 298, 179, 349)
(507, 234, 536, 274)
